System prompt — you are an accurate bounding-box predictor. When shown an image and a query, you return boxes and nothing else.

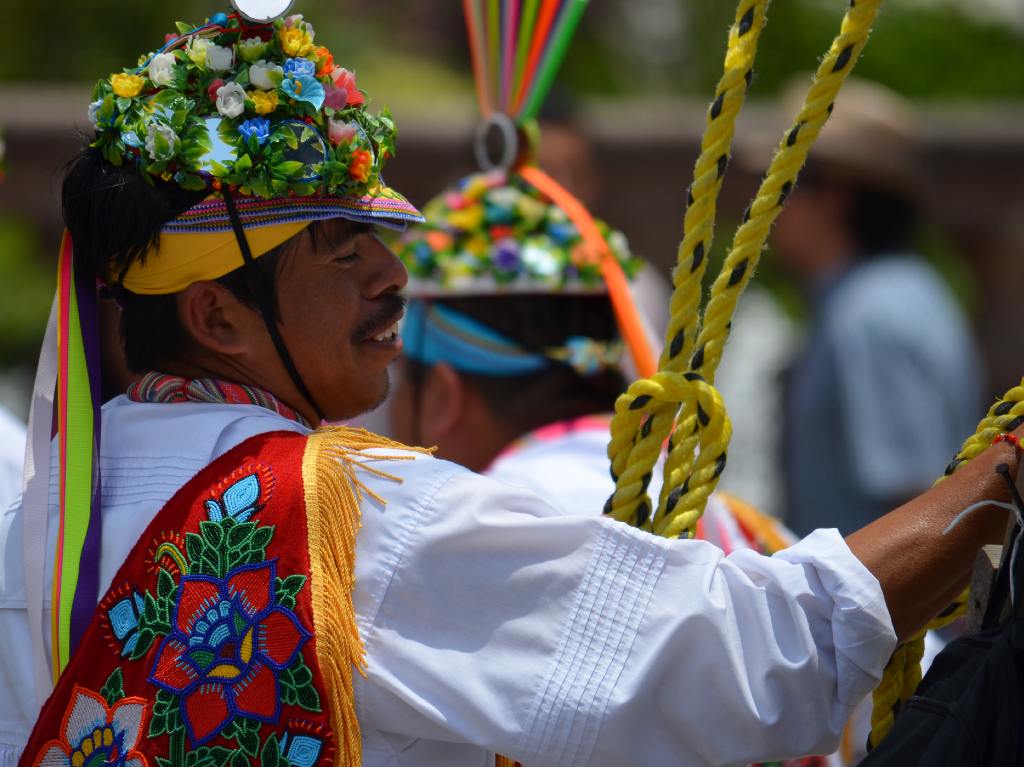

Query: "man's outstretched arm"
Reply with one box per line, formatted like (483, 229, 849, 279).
(847, 435, 1019, 640)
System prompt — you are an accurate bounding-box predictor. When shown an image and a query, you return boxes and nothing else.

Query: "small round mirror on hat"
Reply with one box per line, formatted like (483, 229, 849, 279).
(230, 0, 294, 23)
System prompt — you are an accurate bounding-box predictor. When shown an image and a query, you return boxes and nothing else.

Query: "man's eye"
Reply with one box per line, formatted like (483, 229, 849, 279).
(334, 251, 359, 264)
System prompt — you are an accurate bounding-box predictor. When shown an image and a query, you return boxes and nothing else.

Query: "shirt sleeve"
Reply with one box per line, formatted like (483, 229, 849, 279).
(356, 466, 897, 767)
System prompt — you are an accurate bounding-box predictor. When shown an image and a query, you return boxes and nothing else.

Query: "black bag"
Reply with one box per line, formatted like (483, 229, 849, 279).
(860, 525, 1024, 766)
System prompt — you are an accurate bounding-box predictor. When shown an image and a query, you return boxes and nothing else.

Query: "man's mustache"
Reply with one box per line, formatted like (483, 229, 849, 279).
(352, 292, 407, 341)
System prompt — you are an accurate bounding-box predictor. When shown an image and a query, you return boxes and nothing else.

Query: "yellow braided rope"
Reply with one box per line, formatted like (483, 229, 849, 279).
(868, 383, 1024, 747)
(604, 0, 770, 530)
(606, 0, 883, 535)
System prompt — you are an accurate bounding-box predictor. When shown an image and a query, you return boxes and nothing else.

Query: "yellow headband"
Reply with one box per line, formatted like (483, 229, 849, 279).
(121, 220, 310, 295)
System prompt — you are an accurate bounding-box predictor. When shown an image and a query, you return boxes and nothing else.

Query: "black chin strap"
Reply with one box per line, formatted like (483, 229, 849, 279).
(221, 193, 324, 423)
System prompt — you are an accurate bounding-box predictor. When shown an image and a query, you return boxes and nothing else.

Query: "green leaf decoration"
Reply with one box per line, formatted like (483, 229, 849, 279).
(185, 746, 234, 767)
(261, 733, 281, 767)
(99, 668, 125, 706)
(277, 575, 306, 601)
(250, 527, 274, 552)
(130, 626, 156, 660)
(149, 689, 183, 738)
(143, 593, 159, 622)
(273, 161, 305, 178)
(157, 568, 177, 600)
(294, 662, 314, 687)
(175, 172, 208, 191)
(185, 532, 205, 563)
(297, 683, 321, 712)
(174, 21, 193, 35)
(149, 712, 169, 738)
(200, 521, 225, 548)
(237, 730, 260, 758)
(228, 522, 257, 550)
(283, 656, 322, 713)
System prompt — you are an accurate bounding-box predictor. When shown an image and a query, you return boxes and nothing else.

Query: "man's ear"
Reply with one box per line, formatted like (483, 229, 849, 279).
(177, 281, 257, 357)
(419, 362, 465, 444)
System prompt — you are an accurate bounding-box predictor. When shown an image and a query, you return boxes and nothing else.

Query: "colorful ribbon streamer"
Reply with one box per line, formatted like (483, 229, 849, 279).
(53, 232, 103, 678)
(462, 0, 590, 121)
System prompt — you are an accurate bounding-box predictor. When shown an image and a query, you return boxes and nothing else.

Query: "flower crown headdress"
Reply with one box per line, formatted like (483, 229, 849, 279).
(397, 170, 642, 295)
(88, 8, 416, 220)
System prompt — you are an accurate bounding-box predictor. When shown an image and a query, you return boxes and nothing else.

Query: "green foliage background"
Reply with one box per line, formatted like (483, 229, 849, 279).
(2, 0, 1023, 100)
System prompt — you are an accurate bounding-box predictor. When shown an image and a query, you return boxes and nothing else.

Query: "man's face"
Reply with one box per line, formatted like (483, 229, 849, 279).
(271, 219, 408, 422)
(770, 174, 852, 283)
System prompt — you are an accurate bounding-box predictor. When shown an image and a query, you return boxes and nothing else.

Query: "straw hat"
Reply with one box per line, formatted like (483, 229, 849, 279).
(740, 75, 920, 199)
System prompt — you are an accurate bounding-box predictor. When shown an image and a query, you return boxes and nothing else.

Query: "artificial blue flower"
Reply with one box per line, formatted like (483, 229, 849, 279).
(238, 117, 272, 146)
(284, 57, 316, 78)
(413, 241, 434, 267)
(493, 240, 521, 273)
(281, 75, 325, 111)
(121, 130, 143, 148)
(547, 221, 577, 246)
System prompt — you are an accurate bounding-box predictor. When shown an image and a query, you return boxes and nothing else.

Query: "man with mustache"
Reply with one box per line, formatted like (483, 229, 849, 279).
(0, 10, 1019, 767)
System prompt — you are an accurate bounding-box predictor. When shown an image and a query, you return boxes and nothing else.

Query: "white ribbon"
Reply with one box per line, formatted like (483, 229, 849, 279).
(20, 295, 58, 708)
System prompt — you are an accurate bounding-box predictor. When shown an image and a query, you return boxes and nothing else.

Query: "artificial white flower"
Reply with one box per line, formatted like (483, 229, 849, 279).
(206, 43, 235, 73)
(145, 122, 180, 161)
(148, 52, 177, 87)
(215, 82, 247, 119)
(249, 60, 283, 91)
(487, 187, 521, 208)
(607, 230, 631, 259)
(521, 242, 561, 284)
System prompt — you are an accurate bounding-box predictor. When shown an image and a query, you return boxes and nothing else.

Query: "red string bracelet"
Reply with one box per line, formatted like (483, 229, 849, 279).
(992, 433, 1022, 452)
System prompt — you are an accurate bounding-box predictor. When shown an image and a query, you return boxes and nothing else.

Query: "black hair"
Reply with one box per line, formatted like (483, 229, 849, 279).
(408, 292, 627, 435)
(62, 144, 290, 373)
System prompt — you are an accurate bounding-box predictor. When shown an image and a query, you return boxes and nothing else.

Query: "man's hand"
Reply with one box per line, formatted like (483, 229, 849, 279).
(846, 425, 1020, 640)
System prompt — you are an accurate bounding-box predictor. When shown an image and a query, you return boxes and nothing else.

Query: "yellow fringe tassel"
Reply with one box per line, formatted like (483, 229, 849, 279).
(301, 426, 430, 767)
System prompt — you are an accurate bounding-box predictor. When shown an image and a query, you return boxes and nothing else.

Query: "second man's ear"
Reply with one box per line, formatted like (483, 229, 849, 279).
(418, 362, 465, 444)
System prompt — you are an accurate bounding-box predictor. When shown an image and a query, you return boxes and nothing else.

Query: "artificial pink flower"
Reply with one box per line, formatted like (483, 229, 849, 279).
(327, 119, 358, 147)
(323, 84, 349, 111)
(330, 68, 364, 106)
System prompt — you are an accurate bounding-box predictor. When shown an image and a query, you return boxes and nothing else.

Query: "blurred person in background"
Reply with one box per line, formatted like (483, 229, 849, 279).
(764, 76, 982, 538)
(390, 170, 800, 571)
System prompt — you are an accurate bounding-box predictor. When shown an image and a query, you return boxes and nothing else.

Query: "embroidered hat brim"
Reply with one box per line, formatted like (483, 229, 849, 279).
(162, 189, 424, 235)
